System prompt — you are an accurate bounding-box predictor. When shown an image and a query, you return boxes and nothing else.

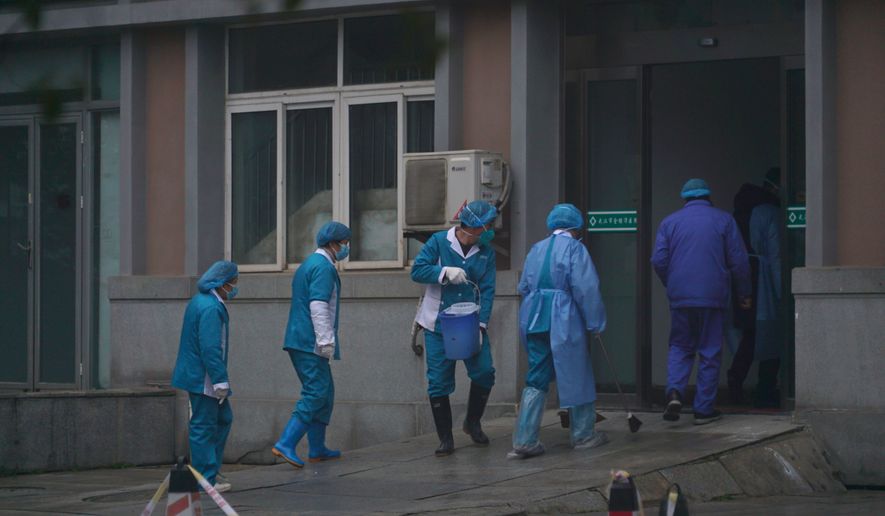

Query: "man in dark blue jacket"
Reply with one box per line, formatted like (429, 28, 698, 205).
(651, 179, 751, 425)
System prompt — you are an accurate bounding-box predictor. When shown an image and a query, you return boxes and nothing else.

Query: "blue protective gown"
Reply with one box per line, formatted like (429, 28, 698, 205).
(749, 203, 782, 361)
(282, 250, 341, 424)
(411, 227, 496, 397)
(518, 232, 607, 408)
(171, 291, 232, 486)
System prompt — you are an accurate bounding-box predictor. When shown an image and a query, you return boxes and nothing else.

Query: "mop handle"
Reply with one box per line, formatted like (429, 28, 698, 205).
(594, 333, 630, 413)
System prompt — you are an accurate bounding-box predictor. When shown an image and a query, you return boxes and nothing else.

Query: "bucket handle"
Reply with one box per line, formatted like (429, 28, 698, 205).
(466, 280, 481, 309)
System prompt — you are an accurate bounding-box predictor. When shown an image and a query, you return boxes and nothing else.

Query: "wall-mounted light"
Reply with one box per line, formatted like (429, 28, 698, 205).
(698, 37, 718, 48)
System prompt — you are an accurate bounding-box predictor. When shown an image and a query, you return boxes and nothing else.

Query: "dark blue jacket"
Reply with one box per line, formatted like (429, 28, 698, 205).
(651, 200, 751, 308)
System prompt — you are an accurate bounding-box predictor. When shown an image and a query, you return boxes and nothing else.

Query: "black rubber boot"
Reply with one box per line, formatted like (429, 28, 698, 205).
(463, 383, 491, 445)
(430, 396, 454, 456)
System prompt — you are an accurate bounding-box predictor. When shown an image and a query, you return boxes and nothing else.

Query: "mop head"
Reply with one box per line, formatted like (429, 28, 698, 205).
(627, 412, 643, 433)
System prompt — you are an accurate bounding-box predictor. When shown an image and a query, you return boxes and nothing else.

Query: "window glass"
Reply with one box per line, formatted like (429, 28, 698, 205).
(286, 107, 333, 263)
(405, 100, 433, 260)
(231, 111, 278, 265)
(344, 13, 436, 85)
(406, 100, 434, 153)
(228, 21, 338, 93)
(349, 102, 398, 261)
(0, 45, 86, 106)
(92, 43, 120, 101)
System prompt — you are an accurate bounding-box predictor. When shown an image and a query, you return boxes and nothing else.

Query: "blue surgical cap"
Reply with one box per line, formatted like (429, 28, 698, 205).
(546, 203, 584, 231)
(316, 221, 352, 247)
(197, 260, 239, 294)
(459, 200, 497, 228)
(681, 178, 711, 199)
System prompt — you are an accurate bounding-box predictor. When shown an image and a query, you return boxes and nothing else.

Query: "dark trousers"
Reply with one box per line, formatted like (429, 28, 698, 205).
(727, 328, 780, 395)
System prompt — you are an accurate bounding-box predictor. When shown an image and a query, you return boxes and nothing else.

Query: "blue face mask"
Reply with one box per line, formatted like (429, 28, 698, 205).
(478, 229, 495, 246)
(224, 284, 238, 300)
(335, 243, 350, 261)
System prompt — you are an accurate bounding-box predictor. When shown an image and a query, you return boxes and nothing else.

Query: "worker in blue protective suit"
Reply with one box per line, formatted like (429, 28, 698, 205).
(272, 221, 351, 468)
(728, 167, 783, 407)
(172, 260, 239, 493)
(507, 204, 608, 460)
(411, 200, 498, 457)
(651, 179, 752, 425)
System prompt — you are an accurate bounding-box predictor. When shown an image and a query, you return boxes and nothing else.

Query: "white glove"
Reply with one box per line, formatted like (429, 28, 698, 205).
(316, 343, 335, 360)
(214, 387, 230, 402)
(443, 267, 467, 285)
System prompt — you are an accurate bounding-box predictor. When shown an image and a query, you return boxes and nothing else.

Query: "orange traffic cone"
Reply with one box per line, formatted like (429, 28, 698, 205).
(166, 457, 202, 516)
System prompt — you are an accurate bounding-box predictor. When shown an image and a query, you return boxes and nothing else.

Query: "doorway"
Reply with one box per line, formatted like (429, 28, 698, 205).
(0, 116, 83, 389)
(564, 57, 806, 407)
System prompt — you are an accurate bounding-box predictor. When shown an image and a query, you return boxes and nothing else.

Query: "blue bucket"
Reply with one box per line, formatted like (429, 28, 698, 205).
(439, 301, 481, 360)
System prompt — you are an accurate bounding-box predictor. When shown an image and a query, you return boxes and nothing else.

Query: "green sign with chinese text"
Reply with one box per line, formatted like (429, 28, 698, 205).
(787, 206, 806, 229)
(587, 211, 638, 232)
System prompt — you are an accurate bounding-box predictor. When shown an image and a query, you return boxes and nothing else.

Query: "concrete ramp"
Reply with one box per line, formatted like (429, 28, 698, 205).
(0, 410, 847, 515)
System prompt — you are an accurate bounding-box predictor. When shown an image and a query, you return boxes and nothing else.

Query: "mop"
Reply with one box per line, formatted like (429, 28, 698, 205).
(594, 333, 643, 433)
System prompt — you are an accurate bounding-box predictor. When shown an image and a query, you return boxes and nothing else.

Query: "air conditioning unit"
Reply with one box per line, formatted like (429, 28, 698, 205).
(403, 150, 509, 233)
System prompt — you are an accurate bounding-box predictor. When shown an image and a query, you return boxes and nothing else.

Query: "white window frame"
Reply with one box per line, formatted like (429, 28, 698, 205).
(283, 98, 340, 270)
(340, 93, 404, 269)
(224, 13, 435, 271)
(225, 103, 284, 273)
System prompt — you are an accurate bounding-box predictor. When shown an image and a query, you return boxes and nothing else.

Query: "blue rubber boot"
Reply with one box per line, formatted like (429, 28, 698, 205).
(307, 423, 341, 463)
(272, 416, 309, 468)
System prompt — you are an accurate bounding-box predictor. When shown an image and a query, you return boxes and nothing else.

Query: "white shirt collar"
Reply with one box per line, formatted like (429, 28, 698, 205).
(211, 288, 225, 305)
(315, 248, 335, 264)
(446, 226, 480, 259)
(553, 229, 575, 238)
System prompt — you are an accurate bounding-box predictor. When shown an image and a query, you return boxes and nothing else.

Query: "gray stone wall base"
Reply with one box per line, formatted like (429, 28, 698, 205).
(794, 409, 885, 486)
(0, 390, 175, 473)
(792, 267, 885, 487)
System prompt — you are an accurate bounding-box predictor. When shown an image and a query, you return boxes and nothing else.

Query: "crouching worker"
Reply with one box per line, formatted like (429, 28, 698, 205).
(171, 260, 239, 492)
(273, 221, 351, 468)
(508, 204, 608, 459)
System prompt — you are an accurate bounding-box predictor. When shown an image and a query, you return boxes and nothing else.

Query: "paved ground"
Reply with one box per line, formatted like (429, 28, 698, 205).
(1, 410, 882, 515)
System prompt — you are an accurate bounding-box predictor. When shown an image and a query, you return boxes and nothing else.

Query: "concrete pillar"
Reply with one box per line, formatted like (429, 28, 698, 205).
(119, 29, 147, 275)
(184, 25, 226, 276)
(804, 0, 838, 266)
(434, 1, 463, 152)
(510, 0, 561, 266)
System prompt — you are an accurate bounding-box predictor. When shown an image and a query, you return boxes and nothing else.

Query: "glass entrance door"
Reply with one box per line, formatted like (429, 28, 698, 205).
(0, 116, 81, 389)
(564, 68, 642, 398)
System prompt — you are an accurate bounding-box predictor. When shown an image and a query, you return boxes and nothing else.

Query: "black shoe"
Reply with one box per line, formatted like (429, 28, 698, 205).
(463, 383, 491, 445)
(663, 390, 682, 422)
(430, 396, 455, 457)
(693, 409, 722, 425)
